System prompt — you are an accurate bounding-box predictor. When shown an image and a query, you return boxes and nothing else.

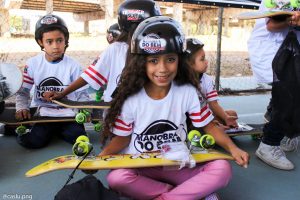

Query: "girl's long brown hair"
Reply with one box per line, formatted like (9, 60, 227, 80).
(101, 52, 200, 144)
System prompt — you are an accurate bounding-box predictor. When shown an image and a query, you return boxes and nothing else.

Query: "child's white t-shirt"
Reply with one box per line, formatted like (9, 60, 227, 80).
(247, 1, 300, 83)
(200, 73, 219, 102)
(21, 53, 88, 109)
(112, 82, 214, 154)
(81, 42, 128, 102)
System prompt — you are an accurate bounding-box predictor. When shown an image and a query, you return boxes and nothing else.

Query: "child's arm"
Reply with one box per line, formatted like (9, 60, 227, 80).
(98, 135, 131, 156)
(208, 100, 238, 128)
(15, 87, 31, 120)
(43, 77, 87, 101)
(203, 122, 249, 168)
(267, 11, 300, 32)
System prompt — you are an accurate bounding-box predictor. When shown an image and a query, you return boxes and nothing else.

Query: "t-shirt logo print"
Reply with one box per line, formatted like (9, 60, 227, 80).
(36, 77, 65, 101)
(134, 120, 182, 153)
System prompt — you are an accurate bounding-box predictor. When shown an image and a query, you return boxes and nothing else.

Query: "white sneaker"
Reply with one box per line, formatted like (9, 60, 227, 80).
(280, 136, 298, 152)
(255, 142, 294, 170)
(204, 193, 219, 200)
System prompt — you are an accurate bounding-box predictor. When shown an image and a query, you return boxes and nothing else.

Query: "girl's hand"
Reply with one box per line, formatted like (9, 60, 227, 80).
(15, 109, 31, 120)
(224, 115, 238, 128)
(43, 91, 65, 101)
(230, 147, 250, 168)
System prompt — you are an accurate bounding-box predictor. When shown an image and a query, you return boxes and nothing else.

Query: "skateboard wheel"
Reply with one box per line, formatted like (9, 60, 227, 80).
(188, 130, 202, 147)
(188, 130, 201, 141)
(95, 90, 103, 102)
(76, 135, 90, 143)
(290, 0, 300, 8)
(75, 112, 87, 124)
(15, 125, 27, 135)
(72, 141, 92, 156)
(199, 134, 215, 149)
(264, 0, 276, 8)
(94, 123, 103, 132)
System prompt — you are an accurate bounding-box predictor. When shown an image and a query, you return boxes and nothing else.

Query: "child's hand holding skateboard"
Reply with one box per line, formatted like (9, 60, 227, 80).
(15, 109, 31, 121)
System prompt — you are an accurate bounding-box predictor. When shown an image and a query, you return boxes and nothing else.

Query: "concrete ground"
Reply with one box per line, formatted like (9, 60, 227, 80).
(1, 93, 300, 200)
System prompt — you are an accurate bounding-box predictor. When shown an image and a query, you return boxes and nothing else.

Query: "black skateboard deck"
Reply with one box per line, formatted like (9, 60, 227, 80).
(0, 107, 101, 126)
(52, 99, 110, 109)
(226, 123, 263, 137)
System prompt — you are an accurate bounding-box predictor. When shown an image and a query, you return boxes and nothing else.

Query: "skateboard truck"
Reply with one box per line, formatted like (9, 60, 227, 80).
(188, 130, 215, 152)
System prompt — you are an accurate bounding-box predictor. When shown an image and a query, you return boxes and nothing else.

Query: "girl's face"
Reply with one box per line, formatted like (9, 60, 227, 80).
(146, 53, 178, 91)
(190, 49, 208, 74)
(38, 30, 66, 62)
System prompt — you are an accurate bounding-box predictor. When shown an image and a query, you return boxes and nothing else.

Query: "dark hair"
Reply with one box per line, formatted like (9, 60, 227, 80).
(101, 53, 199, 143)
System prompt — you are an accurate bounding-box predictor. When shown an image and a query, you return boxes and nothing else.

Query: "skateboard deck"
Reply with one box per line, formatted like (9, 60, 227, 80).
(25, 150, 233, 177)
(0, 63, 23, 101)
(52, 99, 110, 109)
(236, 10, 293, 20)
(0, 107, 101, 126)
(226, 123, 263, 137)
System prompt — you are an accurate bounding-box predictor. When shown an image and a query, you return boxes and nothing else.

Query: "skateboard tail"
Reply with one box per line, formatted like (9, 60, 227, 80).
(25, 152, 233, 177)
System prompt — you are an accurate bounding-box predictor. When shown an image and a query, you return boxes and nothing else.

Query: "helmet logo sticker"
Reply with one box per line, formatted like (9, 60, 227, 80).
(123, 9, 145, 21)
(41, 16, 58, 25)
(139, 33, 166, 54)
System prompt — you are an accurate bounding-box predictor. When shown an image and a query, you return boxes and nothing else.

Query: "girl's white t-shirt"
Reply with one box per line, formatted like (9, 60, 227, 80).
(111, 82, 214, 154)
(200, 73, 219, 102)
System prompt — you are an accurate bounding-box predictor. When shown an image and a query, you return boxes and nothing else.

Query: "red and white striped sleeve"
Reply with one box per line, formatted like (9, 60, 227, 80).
(22, 65, 34, 89)
(204, 75, 219, 102)
(112, 116, 133, 136)
(81, 51, 109, 90)
(188, 88, 214, 127)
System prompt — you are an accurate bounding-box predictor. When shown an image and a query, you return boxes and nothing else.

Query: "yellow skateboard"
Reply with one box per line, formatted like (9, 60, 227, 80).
(25, 150, 233, 177)
(26, 133, 232, 177)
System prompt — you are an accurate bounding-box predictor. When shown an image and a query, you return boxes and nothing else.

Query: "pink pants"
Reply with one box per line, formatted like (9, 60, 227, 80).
(107, 159, 232, 200)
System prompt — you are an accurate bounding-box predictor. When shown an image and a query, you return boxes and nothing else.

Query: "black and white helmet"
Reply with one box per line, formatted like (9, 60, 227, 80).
(118, 0, 161, 32)
(186, 38, 204, 55)
(131, 16, 186, 55)
(35, 14, 69, 48)
(106, 23, 121, 44)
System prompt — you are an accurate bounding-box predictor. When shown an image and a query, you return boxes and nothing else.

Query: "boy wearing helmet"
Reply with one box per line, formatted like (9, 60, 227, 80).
(44, 0, 161, 104)
(15, 14, 89, 149)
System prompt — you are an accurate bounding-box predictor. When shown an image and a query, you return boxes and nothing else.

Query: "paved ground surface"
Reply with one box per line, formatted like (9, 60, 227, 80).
(1, 93, 300, 200)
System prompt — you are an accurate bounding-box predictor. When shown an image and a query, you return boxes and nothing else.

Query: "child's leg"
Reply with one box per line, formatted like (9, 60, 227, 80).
(107, 168, 174, 200)
(107, 159, 231, 200)
(17, 123, 52, 148)
(60, 122, 86, 144)
(156, 160, 232, 200)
